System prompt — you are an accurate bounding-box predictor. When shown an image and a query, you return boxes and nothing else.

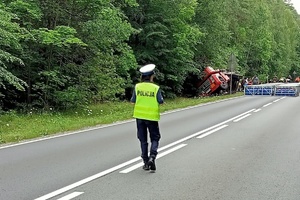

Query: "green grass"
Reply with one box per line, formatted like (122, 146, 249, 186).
(0, 93, 243, 144)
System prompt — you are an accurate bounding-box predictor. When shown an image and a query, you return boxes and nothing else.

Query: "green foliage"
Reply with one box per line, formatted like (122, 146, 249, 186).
(80, 5, 137, 100)
(54, 85, 89, 109)
(267, 0, 299, 78)
(8, 0, 42, 28)
(0, 2, 27, 92)
(0, 93, 242, 144)
(127, 0, 203, 97)
(195, 0, 232, 67)
(242, 0, 273, 74)
(33, 26, 87, 47)
(28, 26, 87, 109)
(200, 0, 300, 79)
(0, 0, 300, 112)
(81, 55, 125, 102)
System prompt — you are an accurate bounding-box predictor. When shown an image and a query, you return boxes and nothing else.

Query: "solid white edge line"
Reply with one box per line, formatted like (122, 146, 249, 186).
(233, 114, 251, 122)
(34, 109, 255, 200)
(163, 96, 242, 114)
(57, 192, 84, 200)
(120, 144, 187, 173)
(0, 96, 242, 150)
(196, 125, 228, 139)
(0, 121, 133, 150)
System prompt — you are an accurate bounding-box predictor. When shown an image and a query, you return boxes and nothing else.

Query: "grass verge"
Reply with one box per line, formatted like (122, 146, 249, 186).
(0, 93, 243, 144)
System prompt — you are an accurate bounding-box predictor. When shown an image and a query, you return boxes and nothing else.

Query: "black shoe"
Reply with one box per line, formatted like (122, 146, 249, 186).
(147, 157, 156, 172)
(143, 163, 150, 170)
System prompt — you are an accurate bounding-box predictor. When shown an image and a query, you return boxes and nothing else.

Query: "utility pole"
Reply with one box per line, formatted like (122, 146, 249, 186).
(228, 53, 236, 94)
(293, 71, 296, 82)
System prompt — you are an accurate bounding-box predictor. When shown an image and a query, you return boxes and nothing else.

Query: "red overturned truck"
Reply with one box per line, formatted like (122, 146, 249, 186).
(196, 66, 230, 96)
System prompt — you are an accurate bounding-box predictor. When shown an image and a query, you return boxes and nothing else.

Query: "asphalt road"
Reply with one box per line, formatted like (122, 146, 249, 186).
(1, 96, 300, 200)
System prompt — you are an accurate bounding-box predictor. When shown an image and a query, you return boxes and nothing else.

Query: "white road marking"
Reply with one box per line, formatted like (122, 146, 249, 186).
(34, 157, 141, 200)
(0, 121, 133, 150)
(34, 109, 255, 200)
(57, 192, 83, 200)
(233, 114, 251, 122)
(163, 97, 241, 114)
(273, 97, 286, 102)
(0, 97, 241, 150)
(254, 109, 261, 112)
(1, 96, 282, 151)
(156, 109, 255, 152)
(120, 144, 187, 173)
(196, 125, 228, 139)
(263, 103, 272, 107)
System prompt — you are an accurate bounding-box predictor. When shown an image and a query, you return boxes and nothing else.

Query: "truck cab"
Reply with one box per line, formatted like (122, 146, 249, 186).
(196, 66, 230, 96)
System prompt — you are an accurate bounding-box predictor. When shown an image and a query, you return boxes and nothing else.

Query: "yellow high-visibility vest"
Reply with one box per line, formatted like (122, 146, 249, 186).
(133, 82, 160, 121)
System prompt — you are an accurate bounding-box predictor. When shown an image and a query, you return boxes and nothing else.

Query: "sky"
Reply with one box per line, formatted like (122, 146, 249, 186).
(290, 0, 300, 14)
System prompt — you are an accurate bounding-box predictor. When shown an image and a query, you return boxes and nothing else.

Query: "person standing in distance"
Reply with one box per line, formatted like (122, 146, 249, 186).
(130, 64, 164, 172)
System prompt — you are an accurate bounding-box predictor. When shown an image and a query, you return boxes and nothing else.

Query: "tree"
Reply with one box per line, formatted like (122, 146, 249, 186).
(194, 0, 232, 68)
(0, 3, 27, 92)
(2, 0, 138, 110)
(126, 0, 203, 97)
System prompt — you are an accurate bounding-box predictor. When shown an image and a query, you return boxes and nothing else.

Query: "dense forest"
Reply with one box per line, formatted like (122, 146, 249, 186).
(1, 0, 299, 112)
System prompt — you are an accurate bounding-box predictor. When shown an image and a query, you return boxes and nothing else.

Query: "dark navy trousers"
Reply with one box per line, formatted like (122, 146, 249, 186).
(136, 119, 161, 163)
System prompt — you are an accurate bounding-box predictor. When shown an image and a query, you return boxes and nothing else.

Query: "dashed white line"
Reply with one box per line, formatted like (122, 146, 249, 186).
(34, 109, 255, 200)
(34, 157, 141, 200)
(196, 125, 228, 139)
(233, 114, 251, 122)
(120, 144, 187, 173)
(263, 103, 272, 107)
(0, 96, 241, 150)
(156, 109, 255, 152)
(254, 109, 261, 112)
(273, 96, 285, 102)
(57, 192, 83, 200)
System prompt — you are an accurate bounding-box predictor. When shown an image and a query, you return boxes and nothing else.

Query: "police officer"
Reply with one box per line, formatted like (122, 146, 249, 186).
(130, 64, 164, 172)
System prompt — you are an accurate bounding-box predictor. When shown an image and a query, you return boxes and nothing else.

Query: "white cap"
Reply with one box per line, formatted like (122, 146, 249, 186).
(139, 64, 156, 76)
